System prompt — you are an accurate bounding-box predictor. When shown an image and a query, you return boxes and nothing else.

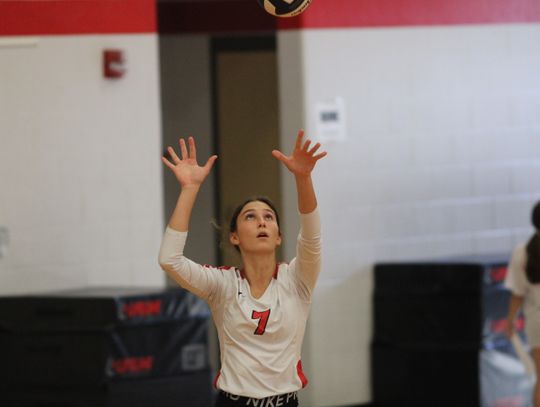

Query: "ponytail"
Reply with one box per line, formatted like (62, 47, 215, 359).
(525, 201, 540, 283)
(526, 234, 540, 283)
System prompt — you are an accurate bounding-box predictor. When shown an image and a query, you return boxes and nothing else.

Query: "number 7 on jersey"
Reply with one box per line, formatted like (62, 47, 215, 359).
(252, 309, 271, 335)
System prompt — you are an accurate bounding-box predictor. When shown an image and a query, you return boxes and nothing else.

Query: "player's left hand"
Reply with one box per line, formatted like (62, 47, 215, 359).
(272, 130, 327, 177)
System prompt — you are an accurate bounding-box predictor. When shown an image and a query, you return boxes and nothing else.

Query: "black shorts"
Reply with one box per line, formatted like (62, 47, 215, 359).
(214, 390, 299, 407)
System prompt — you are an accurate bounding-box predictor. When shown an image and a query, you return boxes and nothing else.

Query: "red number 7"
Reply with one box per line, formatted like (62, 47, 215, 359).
(252, 309, 271, 335)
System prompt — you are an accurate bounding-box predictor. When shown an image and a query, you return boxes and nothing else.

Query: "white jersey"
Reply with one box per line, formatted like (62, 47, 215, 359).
(158, 208, 321, 398)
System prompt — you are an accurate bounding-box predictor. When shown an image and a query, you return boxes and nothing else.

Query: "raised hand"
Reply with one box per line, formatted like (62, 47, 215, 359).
(272, 130, 327, 177)
(162, 136, 217, 188)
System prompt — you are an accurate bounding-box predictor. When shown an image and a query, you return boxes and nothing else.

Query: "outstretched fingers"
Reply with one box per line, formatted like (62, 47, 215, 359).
(161, 155, 176, 170)
(314, 151, 327, 161)
(302, 139, 311, 152)
(179, 138, 189, 160)
(188, 136, 197, 160)
(204, 155, 218, 171)
(308, 142, 321, 156)
(272, 149, 288, 164)
(294, 130, 304, 151)
(167, 146, 181, 164)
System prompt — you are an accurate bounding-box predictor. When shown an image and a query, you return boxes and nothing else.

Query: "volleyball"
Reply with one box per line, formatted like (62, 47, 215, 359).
(256, 0, 312, 18)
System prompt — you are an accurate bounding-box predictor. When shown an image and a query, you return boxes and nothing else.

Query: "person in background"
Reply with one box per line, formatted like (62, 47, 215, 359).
(505, 201, 540, 406)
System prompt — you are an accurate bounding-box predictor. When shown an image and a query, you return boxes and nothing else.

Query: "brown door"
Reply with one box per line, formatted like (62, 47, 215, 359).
(213, 38, 281, 267)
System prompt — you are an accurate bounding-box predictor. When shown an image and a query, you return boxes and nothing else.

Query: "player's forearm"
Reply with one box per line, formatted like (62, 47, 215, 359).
(167, 185, 200, 232)
(507, 294, 524, 324)
(295, 174, 317, 214)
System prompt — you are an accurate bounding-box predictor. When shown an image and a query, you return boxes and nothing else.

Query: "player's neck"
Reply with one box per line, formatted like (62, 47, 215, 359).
(241, 253, 277, 291)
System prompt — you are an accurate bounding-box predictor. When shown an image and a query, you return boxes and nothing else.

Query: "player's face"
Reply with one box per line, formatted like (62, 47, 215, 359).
(230, 201, 281, 255)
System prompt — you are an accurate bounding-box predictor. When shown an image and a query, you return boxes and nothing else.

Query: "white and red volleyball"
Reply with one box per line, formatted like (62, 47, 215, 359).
(256, 0, 312, 18)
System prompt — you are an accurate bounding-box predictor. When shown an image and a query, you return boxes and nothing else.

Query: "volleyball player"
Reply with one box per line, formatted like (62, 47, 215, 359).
(159, 130, 326, 406)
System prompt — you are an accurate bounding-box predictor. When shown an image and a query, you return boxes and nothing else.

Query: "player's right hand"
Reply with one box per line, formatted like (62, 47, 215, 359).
(162, 136, 217, 188)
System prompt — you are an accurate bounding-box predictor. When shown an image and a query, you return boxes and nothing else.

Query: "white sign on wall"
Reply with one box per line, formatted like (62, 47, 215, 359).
(315, 97, 347, 142)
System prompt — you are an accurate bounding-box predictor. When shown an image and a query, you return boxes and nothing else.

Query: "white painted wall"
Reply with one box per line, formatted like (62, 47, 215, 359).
(278, 24, 540, 406)
(0, 34, 164, 294)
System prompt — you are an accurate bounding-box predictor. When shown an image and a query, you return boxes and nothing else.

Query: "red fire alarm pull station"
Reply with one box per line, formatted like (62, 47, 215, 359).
(103, 49, 126, 79)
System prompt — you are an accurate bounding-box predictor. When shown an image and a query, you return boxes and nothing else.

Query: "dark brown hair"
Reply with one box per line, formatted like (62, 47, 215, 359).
(526, 201, 540, 283)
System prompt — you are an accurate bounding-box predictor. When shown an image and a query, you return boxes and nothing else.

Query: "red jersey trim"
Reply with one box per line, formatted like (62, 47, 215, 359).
(296, 360, 308, 388)
(213, 371, 221, 389)
(273, 264, 280, 279)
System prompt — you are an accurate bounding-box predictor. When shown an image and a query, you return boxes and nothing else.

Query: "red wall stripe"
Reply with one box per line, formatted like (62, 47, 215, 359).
(279, 0, 540, 30)
(159, 0, 540, 34)
(1, 0, 538, 36)
(0, 0, 156, 36)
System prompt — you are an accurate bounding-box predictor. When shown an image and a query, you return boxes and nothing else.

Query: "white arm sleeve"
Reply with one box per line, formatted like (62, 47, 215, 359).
(504, 245, 528, 297)
(289, 208, 322, 300)
(158, 227, 223, 302)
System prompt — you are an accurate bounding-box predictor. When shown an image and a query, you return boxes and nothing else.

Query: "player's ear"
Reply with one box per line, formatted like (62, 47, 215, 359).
(230, 232, 240, 246)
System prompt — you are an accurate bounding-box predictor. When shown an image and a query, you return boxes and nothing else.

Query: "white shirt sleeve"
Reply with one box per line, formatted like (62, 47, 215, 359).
(289, 207, 322, 300)
(158, 227, 224, 302)
(504, 245, 528, 297)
